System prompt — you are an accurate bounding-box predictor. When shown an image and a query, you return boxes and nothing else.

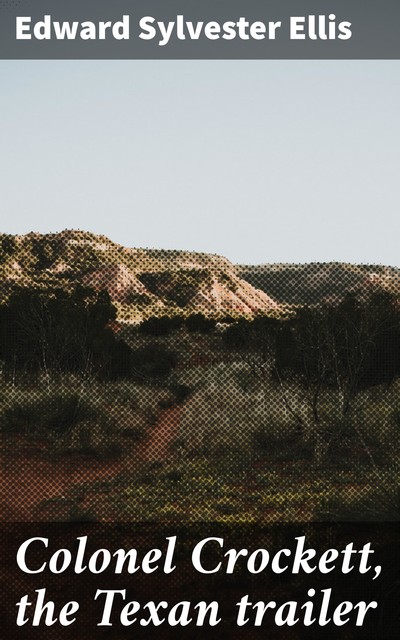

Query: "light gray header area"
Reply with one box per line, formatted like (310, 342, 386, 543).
(0, 0, 399, 59)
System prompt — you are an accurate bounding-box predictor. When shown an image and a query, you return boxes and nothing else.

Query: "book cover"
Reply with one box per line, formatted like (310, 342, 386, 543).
(0, 1, 398, 637)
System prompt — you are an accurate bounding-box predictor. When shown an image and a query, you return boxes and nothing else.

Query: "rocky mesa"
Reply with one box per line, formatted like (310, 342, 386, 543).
(0, 230, 282, 323)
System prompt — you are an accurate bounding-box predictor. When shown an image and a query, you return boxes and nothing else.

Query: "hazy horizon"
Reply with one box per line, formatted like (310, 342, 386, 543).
(0, 61, 398, 266)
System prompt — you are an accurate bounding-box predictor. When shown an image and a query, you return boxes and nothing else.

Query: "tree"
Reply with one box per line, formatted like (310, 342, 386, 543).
(130, 344, 178, 380)
(0, 286, 129, 378)
(31, 237, 61, 270)
(274, 291, 400, 463)
(0, 234, 16, 260)
(138, 315, 183, 337)
(185, 313, 216, 334)
(223, 316, 279, 381)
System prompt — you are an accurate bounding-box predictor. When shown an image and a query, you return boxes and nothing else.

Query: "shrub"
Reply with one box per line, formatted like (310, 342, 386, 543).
(130, 344, 178, 380)
(186, 314, 216, 334)
(138, 316, 184, 337)
(0, 385, 115, 454)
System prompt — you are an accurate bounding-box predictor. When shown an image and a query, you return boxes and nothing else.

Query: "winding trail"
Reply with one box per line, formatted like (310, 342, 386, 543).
(142, 405, 183, 463)
(0, 405, 183, 521)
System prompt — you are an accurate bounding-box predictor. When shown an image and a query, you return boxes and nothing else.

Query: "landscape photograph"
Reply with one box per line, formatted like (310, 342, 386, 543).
(0, 229, 399, 524)
(0, 60, 399, 526)
(0, 56, 398, 640)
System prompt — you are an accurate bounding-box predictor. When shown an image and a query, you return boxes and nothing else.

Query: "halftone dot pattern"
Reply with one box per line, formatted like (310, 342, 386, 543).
(0, 232, 399, 638)
(0, 522, 398, 638)
(0, 230, 399, 524)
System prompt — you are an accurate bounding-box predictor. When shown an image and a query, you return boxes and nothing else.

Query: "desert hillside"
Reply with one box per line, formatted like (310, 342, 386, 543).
(0, 230, 282, 323)
(240, 262, 400, 307)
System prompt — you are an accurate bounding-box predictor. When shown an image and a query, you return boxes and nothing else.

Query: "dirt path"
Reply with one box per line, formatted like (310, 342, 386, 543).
(0, 405, 183, 521)
(0, 446, 126, 521)
(142, 405, 183, 463)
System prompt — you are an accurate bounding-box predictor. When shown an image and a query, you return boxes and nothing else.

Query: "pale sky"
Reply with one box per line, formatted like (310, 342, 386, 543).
(0, 60, 398, 265)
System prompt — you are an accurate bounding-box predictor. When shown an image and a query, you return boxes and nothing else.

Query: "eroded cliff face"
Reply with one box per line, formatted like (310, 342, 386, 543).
(0, 230, 282, 323)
